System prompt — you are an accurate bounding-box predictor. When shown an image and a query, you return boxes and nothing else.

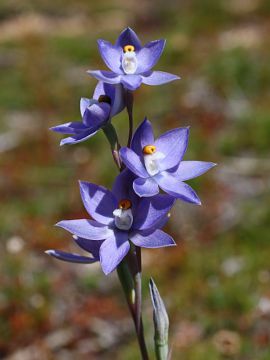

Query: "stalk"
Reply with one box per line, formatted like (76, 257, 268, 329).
(126, 91, 149, 359)
(126, 90, 134, 148)
(103, 122, 122, 170)
(117, 253, 149, 360)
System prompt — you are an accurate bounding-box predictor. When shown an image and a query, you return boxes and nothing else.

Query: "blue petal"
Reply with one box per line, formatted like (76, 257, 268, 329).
(112, 169, 138, 205)
(99, 231, 130, 275)
(79, 181, 117, 225)
(51, 122, 88, 135)
(131, 118, 154, 156)
(93, 82, 125, 117)
(120, 74, 142, 91)
(119, 147, 148, 178)
(130, 229, 175, 248)
(87, 70, 121, 84)
(136, 39, 166, 73)
(132, 194, 174, 231)
(155, 127, 190, 171)
(56, 219, 113, 240)
(156, 172, 201, 205)
(170, 161, 217, 181)
(80, 98, 94, 117)
(141, 71, 180, 86)
(133, 177, 159, 197)
(60, 129, 98, 146)
(45, 250, 97, 264)
(115, 27, 142, 50)
(83, 102, 110, 128)
(97, 39, 122, 74)
(74, 236, 101, 259)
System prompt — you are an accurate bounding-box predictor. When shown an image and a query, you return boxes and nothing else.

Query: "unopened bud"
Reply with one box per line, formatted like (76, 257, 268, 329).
(149, 278, 169, 360)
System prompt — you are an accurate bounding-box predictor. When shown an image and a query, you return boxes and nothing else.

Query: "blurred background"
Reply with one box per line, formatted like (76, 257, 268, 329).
(0, 0, 270, 359)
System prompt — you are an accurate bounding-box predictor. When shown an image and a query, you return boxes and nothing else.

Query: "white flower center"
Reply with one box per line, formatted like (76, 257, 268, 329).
(144, 151, 165, 176)
(113, 208, 133, 231)
(122, 51, 138, 74)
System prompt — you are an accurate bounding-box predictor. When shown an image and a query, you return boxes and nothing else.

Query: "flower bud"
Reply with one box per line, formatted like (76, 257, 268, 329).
(149, 278, 169, 360)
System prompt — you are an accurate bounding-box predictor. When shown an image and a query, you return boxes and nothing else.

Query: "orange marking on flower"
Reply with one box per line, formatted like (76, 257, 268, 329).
(143, 145, 156, 155)
(119, 199, 132, 210)
(123, 45, 135, 53)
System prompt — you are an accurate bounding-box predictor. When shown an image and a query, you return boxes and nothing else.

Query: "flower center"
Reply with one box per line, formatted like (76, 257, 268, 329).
(122, 44, 137, 75)
(142, 144, 165, 176)
(98, 95, 111, 105)
(113, 199, 133, 231)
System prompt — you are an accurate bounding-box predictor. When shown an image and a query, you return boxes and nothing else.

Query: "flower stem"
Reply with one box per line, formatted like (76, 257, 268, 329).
(126, 90, 134, 147)
(125, 90, 148, 359)
(118, 250, 149, 360)
(102, 122, 122, 170)
(107, 90, 148, 359)
(117, 259, 136, 320)
(117, 253, 149, 360)
(134, 246, 149, 360)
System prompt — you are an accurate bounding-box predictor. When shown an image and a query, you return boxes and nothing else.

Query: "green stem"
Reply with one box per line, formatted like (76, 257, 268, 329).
(133, 246, 149, 360)
(106, 91, 148, 359)
(117, 259, 136, 320)
(155, 343, 169, 360)
(126, 90, 134, 147)
(102, 122, 122, 170)
(118, 251, 149, 360)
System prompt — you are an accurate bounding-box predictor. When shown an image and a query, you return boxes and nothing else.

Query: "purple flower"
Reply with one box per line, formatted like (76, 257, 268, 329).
(51, 82, 125, 145)
(87, 27, 180, 91)
(46, 170, 175, 275)
(119, 119, 216, 203)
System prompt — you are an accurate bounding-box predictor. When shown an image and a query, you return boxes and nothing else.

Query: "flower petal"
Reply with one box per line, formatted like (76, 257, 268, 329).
(171, 161, 217, 181)
(112, 169, 138, 205)
(155, 127, 189, 171)
(141, 71, 180, 86)
(79, 181, 117, 225)
(83, 102, 110, 127)
(74, 236, 102, 259)
(93, 82, 125, 117)
(131, 118, 154, 156)
(80, 98, 95, 117)
(60, 129, 98, 146)
(45, 250, 97, 264)
(119, 147, 148, 178)
(99, 231, 130, 275)
(136, 40, 165, 73)
(120, 74, 142, 91)
(133, 194, 174, 230)
(51, 122, 88, 134)
(133, 177, 159, 197)
(116, 27, 142, 50)
(87, 70, 121, 84)
(156, 172, 201, 205)
(130, 229, 175, 248)
(56, 219, 112, 239)
(97, 39, 122, 74)
(154, 213, 171, 229)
